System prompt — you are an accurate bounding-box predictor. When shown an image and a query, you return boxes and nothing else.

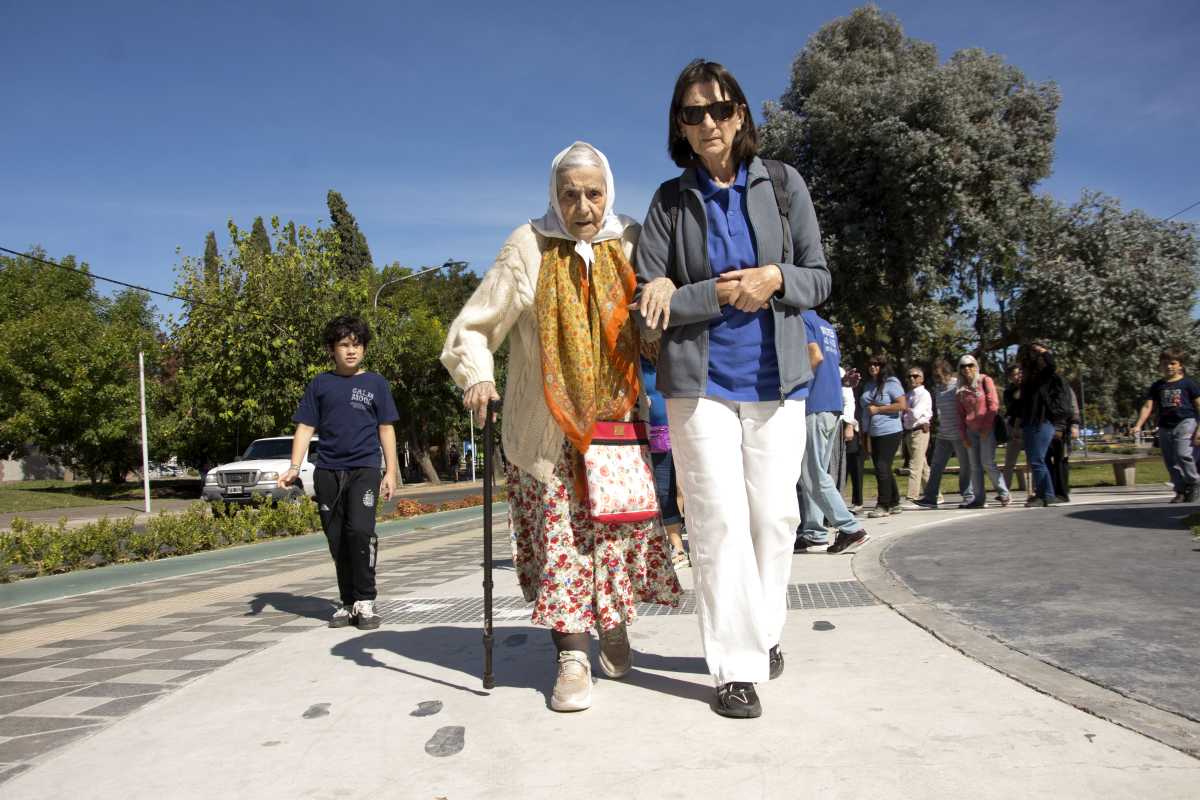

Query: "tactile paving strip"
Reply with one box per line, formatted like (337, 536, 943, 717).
(377, 580, 877, 625)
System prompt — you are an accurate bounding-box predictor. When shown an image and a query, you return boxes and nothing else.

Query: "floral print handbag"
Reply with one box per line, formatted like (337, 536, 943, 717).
(583, 421, 660, 523)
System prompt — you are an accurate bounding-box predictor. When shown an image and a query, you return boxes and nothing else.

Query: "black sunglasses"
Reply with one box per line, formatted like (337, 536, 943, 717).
(679, 101, 737, 126)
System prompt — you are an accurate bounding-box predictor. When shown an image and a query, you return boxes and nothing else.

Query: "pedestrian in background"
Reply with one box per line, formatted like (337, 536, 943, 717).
(913, 359, 974, 509)
(794, 310, 871, 554)
(1016, 343, 1069, 507)
(1048, 375, 1081, 502)
(1132, 346, 1200, 503)
(956, 355, 1010, 508)
(831, 366, 861, 509)
(902, 365, 932, 506)
(861, 354, 908, 518)
(1001, 363, 1025, 493)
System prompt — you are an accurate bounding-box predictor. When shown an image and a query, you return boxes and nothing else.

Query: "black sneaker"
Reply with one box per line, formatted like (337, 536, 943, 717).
(769, 645, 784, 680)
(1170, 492, 1185, 504)
(716, 682, 762, 718)
(1186, 485, 1198, 503)
(793, 538, 829, 553)
(912, 499, 938, 510)
(827, 530, 870, 554)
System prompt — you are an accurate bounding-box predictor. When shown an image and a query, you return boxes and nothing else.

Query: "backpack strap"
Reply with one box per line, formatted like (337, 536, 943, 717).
(761, 159, 792, 264)
(660, 177, 682, 277)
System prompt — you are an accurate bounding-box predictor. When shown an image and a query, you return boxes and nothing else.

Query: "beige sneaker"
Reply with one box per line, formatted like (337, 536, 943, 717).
(550, 650, 592, 712)
(597, 623, 632, 678)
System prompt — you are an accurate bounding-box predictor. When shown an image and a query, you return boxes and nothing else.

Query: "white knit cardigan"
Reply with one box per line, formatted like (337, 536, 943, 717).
(440, 222, 641, 485)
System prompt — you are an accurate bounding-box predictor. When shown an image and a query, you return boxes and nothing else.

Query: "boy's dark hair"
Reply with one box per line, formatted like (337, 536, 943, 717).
(323, 315, 372, 349)
(668, 59, 759, 169)
(1160, 346, 1186, 366)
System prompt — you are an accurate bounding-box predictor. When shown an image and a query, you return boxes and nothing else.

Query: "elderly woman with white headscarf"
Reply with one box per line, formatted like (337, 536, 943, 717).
(441, 142, 682, 713)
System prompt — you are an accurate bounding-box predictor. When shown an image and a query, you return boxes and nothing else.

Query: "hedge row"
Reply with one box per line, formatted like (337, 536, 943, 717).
(387, 492, 505, 520)
(0, 499, 321, 582)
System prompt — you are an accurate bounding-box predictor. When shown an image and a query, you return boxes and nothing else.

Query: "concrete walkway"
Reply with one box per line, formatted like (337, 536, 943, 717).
(1, 488, 1197, 798)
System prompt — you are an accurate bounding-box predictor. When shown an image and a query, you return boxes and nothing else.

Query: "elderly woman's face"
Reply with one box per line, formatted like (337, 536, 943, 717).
(557, 166, 606, 242)
(679, 80, 744, 171)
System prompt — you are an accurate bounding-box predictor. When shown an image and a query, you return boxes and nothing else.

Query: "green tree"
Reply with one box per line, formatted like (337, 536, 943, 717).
(1010, 193, 1199, 422)
(0, 251, 163, 482)
(249, 216, 272, 258)
(203, 231, 221, 286)
(326, 190, 373, 275)
(759, 4, 1059, 366)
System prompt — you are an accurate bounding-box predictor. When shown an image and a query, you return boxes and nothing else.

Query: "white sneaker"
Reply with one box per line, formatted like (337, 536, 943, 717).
(329, 604, 353, 629)
(550, 650, 592, 712)
(352, 600, 380, 630)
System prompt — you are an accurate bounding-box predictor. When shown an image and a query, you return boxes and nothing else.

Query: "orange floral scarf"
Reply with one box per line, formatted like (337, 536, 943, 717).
(535, 238, 640, 454)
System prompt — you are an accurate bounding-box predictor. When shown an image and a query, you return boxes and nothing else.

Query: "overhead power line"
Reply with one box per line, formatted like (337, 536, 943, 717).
(0, 244, 290, 325)
(1164, 199, 1200, 222)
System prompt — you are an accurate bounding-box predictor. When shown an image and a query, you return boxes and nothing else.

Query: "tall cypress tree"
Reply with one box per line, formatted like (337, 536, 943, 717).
(326, 190, 373, 275)
(249, 216, 272, 257)
(283, 221, 298, 249)
(203, 231, 220, 285)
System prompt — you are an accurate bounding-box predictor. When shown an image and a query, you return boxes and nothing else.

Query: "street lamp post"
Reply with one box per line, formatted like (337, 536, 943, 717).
(373, 259, 468, 310)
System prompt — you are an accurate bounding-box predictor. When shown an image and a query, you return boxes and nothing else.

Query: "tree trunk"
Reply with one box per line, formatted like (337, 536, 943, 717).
(407, 425, 441, 484)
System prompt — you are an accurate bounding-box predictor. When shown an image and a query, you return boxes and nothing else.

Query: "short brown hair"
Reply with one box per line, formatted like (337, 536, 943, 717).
(667, 59, 759, 169)
(1160, 346, 1186, 366)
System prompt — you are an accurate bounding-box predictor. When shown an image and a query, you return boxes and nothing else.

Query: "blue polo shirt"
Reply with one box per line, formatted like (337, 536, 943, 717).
(699, 164, 807, 403)
(803, 310, 843, 414)
(293, 370, 399, 469)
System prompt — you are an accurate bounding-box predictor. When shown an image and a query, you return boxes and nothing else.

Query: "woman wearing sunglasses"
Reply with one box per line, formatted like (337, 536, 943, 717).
(442, 142, 682, 713)
(634, 59, 830, 719)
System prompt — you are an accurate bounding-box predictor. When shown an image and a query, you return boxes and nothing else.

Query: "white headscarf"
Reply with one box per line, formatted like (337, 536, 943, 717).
(530, 141, 635, 268)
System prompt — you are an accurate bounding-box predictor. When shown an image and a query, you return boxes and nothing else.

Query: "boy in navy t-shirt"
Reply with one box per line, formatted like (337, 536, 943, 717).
(278, 316, 400, 628)
(1133, 346, 1200, 503)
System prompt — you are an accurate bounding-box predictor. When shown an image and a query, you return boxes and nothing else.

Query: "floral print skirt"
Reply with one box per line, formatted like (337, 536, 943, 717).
(506, 441, 682, 634)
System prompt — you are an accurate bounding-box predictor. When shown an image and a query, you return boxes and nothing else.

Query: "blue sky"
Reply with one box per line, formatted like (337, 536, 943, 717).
(2, 0, 1197, 320)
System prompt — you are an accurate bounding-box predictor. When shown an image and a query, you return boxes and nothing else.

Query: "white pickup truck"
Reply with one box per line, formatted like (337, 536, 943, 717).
(201, 436, 316, 505)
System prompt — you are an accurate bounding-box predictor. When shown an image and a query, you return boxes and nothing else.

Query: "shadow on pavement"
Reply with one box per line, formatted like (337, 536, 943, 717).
(329, 626, 713, 708)
(246, 592, 334, 620)
(1064, 504, 1193, 530)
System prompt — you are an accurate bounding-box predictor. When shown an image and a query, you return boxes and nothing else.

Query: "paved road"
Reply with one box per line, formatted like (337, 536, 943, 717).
(883, 499, 1200, 722)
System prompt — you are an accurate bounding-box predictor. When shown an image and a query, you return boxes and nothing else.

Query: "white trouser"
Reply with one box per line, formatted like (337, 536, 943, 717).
(666, 396, 806, 685)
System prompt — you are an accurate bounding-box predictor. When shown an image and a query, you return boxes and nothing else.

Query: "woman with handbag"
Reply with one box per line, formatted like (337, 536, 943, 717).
(635, 60, 831, 718)
(441, 141, 681, 713)
(956, 354, 1011, 507)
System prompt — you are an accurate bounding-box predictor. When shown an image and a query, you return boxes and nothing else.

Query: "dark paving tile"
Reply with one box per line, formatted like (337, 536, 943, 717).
(155, 660, 225, 671)
(71, 683, 168, 699)
(0, 763, 32, 786)
(86, 693, 162, 717)
(54, 665, 147, 683)
(0, 682, 86, 698)
(0, 686, 81, 714)
(65, 658, 171, 670)
(0, 715, 102, 736)
(0, 726, 100, 761)
(0, 663, 45, 680)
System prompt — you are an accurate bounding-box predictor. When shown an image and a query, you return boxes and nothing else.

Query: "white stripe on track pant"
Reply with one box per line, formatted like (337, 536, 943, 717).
(666, 396, 806, 685)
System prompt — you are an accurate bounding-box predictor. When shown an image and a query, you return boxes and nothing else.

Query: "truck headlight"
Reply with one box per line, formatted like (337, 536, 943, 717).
(258, 471, 279, 482)
(204, 473, 217, 485)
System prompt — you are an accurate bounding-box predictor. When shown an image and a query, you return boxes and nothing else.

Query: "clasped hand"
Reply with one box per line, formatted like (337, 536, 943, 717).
(716, 265, 782, 313)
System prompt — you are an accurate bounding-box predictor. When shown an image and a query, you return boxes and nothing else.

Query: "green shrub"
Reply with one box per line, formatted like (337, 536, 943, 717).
(1, 497, 323, 582)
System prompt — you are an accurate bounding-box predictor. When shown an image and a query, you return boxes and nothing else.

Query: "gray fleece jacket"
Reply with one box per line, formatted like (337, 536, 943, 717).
(634, 157, 831, 399)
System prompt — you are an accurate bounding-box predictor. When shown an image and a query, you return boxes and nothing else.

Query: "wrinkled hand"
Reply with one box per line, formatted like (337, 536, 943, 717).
(638, 277, 676, 330)
(843, 425, 856, 442)
(464, 381, 500, 426)
(719, 265, 781, 312)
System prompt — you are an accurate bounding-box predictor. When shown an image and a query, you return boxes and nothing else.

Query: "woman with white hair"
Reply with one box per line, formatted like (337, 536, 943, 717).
(956, 354, 1010, 507)
(441, 142, 681, 713)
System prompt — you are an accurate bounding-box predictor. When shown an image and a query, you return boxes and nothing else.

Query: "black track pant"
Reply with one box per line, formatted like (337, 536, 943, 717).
(314, 467, 382, 605)
(1046, 436, 1070, 501)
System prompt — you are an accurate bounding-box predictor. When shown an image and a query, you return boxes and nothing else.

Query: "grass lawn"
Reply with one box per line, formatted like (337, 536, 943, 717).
(0, 479, 202, 514)
(851, 453, 1170, 504)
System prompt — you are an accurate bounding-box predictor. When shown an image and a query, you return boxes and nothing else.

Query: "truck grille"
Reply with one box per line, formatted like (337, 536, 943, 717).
(217, 471, 259, 486)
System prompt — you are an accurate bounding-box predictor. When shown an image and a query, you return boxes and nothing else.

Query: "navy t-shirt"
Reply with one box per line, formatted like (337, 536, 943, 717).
(293, 371, 399, 469)
(1148, 377, 1200, 427)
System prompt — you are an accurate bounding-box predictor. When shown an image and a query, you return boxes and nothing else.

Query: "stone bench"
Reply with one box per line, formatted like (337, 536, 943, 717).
(901, 454, 1156, 489)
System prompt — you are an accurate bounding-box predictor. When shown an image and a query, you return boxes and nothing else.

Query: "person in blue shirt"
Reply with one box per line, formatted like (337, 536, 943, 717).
(1132, 346, 1200, 502)
(860, 354, 908, 517)
(278, 316, 399, 629)
(794, 310, 871, 554)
